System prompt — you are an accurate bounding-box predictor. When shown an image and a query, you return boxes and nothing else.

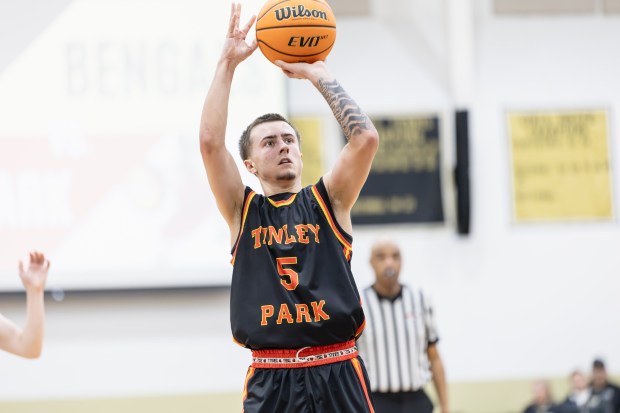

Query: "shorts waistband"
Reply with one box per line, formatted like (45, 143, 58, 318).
(251, 340, 357, 369)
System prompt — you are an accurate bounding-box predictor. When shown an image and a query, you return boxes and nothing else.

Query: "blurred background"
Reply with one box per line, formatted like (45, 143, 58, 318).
(0, 0, 619, 411)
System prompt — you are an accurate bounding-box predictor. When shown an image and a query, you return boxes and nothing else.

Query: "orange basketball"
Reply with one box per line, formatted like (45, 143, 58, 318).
(255, 0, 337, 65)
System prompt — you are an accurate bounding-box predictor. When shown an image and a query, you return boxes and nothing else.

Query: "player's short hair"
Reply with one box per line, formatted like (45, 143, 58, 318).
(239, 113, 301, 161)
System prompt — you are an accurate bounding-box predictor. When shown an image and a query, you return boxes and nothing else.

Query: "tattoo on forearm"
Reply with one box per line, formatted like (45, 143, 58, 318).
(318, 78, 370, 141)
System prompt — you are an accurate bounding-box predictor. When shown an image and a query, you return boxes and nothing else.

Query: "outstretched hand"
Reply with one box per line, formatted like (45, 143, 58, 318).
(220, 3, 258, 67)
(19, 252, 50, 294)
(274, 60, 332, 85)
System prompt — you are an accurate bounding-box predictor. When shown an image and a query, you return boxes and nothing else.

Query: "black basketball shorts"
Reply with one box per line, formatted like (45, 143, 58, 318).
(241, 341, 375, 413)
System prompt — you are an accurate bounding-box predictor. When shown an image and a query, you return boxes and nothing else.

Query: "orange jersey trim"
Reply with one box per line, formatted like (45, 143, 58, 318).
(354, 319, 366, 338)
(351, 358, 376, 413)
(311, 185, 353, 260)
(232, 337, 245, 348)
(231, 191, 256, 266)
(267, 193, 297, 207)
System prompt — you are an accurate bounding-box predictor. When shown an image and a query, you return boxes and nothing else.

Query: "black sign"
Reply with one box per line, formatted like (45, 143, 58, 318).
(352, 116, 444, 225)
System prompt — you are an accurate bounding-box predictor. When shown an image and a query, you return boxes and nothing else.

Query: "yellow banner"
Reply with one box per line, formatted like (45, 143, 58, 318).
(508, 110, 613, 221)
(290, 117, 324, 187)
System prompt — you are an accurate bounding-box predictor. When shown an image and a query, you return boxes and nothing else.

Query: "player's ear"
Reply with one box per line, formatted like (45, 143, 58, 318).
(244, 159, 257, 175)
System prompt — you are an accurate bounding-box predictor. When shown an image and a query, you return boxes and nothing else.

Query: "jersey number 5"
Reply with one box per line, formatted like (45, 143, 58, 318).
(276, 257, 299, 290)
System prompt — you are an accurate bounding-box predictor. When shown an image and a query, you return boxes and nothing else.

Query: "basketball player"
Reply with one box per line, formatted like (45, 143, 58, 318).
(199, 4, 379, 412)
(0, 252, 50, 359)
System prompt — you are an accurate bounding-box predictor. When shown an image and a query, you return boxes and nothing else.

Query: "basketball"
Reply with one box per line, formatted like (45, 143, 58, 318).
(255, 0, 337, 65)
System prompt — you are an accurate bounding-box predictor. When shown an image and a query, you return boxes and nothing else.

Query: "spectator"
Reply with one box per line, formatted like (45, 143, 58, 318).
(587, 359, 620, 413)
(557, 370, 590, 413)
(523, 379, 560, 413)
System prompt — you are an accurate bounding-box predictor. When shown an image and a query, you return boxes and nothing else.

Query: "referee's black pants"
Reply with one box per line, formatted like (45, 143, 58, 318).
(371, 389, 434, 413)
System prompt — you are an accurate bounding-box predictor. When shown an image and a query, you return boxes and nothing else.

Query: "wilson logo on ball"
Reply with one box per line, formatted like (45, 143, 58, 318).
(274, 5, 328, 21)
(288, 35, 329, 47)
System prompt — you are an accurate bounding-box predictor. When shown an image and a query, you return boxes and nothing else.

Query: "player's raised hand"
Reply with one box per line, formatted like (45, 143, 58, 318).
(221, 3, 258, 67)
(18, 252, 50, 294)
(274, 60, 332, 85)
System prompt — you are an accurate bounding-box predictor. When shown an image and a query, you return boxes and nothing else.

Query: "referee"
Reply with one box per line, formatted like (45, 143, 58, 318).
(357, 238, 449, 413)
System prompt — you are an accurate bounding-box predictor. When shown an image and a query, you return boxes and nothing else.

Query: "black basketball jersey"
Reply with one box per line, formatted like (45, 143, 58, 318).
(230, 178, 366, 350)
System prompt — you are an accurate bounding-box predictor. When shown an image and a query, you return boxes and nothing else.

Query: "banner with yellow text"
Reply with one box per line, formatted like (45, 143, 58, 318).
(508, 109, 613, 221)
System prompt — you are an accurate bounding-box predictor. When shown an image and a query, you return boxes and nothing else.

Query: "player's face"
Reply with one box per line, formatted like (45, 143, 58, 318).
(245, 121, 302, 183)
(370, 242, 401, 287)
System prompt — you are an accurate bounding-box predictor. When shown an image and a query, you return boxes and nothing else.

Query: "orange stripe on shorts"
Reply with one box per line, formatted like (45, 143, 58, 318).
(351, 358, 375, 413)
(241, 366, 255, 409)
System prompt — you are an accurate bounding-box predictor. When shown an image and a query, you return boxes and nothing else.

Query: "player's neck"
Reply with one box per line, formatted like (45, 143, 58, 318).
(261, 180, 303, 197)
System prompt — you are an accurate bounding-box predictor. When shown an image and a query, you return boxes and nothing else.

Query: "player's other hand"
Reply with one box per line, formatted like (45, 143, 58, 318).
(274, 60, 332, 85)
(220, 3, 258, 67)
(19, 252, 50, 294)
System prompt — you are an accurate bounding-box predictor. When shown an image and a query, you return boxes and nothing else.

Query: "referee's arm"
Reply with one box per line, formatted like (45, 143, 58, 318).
(428, 343, 449, 413)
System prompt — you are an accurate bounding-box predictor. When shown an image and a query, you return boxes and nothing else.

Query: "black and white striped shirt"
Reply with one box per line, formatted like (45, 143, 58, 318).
(357, 284, 439, 393)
